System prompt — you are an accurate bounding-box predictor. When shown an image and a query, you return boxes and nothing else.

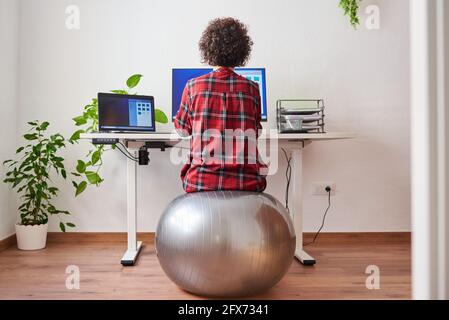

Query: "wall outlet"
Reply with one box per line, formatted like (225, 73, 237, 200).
(312, 182, 336, 195)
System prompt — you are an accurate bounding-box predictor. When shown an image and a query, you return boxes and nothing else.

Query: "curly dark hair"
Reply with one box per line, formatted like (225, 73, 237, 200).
(199, 17, 253, 67)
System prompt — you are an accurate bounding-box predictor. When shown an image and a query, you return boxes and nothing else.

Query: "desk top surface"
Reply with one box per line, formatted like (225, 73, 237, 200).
(80, 131, 355, 142)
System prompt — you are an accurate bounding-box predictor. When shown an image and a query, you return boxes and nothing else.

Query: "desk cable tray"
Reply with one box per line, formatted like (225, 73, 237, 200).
(276, 99, 326, 133)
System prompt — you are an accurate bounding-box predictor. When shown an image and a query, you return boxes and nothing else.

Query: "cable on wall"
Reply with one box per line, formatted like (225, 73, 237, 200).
(304, 187, 332, 246)
(281, 147, 333, 246)
(281, 148, 292, 214)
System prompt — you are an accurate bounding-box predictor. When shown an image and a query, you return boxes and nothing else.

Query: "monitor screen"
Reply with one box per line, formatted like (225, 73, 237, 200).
(98, 93, 155, 132)
(172, 68, 267, 121)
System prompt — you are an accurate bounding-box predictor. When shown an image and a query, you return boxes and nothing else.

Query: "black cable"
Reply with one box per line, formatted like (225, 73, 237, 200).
(117, 141, 138, 159)
(304, 189, 332, 246)
(115, 144, 138, 162)
(281, 148, 292, 213)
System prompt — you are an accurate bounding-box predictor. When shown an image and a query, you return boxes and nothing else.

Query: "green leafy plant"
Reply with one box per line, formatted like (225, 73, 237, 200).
(3, 121, 74, 232)
(339, 0, 362, 28)
(69, 74, 168, 196)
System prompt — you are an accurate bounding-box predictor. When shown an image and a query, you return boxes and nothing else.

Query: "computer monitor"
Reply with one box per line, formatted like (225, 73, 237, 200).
(98, 93, 155, 132)
(172, 68, 267, 121)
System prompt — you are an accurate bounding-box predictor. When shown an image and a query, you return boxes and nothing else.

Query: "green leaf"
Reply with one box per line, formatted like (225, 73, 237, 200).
(54, 161, 64, 169)
(23, 133, 37, 140)
(27, 121, 37, 126)
(85, 108, 98, 118)
(75, 181, 87, 196)
(48, 187, 58, 195)
(85, 171, 101, 184)
(39, 121, 49, 131)
(3, 159, 13, 165)
(76, 160, 86, 173)
(69, 129, 85, 143)
(61, 169, 67, 179)
(91, 150, 101, 165)
(339, 0, 361, 28)
(73, 115, 87, 126)
(71, 172, 81, 177)
(59, 222, 66, 232)
(32, 144, 42, 156)
(111, 89, 129, 94)
(16, 147, 25, 154)
(155, 109, 168, 124)
(126, 74, 143, 89)
(12, 177, 24, 188)
(66, 222, 76, 228)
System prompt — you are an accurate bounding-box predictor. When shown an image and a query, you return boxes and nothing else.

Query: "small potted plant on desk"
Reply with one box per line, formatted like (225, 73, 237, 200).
(3, 121, 75, 250)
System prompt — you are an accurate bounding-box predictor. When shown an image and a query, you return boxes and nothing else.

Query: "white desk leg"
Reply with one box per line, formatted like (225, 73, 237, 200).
(121, 149, 143, 266)
(291, 145, 316, 266)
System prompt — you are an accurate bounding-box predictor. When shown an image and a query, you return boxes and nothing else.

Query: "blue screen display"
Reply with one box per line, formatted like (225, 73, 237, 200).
(172, 68, 267, 121)
(128, 99, 153, 127)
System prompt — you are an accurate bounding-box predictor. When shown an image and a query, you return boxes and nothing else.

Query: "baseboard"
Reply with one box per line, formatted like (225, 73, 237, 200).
(303, 231, 411, 243)
(47, 232, 155, 243)
(46, 231, 410, 243)
(0, 234, 16, 251)
(1, 232, 410, 250)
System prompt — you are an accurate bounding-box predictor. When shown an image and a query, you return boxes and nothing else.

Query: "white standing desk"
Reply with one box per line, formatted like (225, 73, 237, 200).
(81, 132, 354, 266)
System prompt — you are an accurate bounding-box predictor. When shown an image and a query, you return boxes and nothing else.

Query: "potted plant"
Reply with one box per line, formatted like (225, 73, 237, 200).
(3, 121, 75, 250)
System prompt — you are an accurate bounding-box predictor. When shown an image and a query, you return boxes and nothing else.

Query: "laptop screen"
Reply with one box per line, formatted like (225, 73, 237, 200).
(98, 93, 155, 132)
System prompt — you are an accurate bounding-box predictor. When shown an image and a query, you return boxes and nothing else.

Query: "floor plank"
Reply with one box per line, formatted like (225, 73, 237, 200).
(0, 233, 411, 300)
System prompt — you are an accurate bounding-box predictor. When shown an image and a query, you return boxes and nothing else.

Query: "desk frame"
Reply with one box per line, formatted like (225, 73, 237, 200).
(81, 132, 353, 266)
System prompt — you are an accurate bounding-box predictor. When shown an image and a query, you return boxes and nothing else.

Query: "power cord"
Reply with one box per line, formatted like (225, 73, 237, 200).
(304, 186, 332, 246)
(280, 148, 332, 246)
(281, 148, 292, 213)
(115, 143, 138, 162)
(117, 142, 138, 159)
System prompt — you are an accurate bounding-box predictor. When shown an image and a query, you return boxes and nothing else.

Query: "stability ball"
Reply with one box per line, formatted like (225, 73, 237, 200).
(155, 191, 296, 297)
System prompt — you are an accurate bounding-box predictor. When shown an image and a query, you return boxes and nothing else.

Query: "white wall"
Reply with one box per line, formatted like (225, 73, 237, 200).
(16, 0, 411, 232)
(0, 0, 19, 240)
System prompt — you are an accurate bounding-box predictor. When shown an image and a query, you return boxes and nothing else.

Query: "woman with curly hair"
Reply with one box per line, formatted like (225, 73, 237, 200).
(174, 17, 267, 193)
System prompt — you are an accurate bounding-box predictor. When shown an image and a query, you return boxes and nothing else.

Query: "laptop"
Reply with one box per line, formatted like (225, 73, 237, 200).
(98, 92, 155, 132)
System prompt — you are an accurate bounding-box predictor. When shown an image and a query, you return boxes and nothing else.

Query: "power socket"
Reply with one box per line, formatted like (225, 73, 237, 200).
(312, 182, 336, 195)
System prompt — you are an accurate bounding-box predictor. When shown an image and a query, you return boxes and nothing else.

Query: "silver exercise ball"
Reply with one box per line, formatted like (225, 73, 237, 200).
(156, 191, 296, 297)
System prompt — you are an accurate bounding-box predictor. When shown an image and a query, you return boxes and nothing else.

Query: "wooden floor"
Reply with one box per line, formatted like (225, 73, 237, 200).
(0, 233, 411, 300)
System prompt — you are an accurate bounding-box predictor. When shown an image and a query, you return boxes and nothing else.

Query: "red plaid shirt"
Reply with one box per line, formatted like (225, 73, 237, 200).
(174, 67, 267, 193)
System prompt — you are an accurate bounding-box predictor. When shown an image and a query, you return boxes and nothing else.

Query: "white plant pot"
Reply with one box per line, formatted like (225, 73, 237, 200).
(15, 223, 48, 250)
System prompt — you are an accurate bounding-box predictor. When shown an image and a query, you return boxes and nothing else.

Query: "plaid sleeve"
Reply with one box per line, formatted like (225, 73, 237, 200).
(174, 83, 192, 137)
(253, 82, 262, 132)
